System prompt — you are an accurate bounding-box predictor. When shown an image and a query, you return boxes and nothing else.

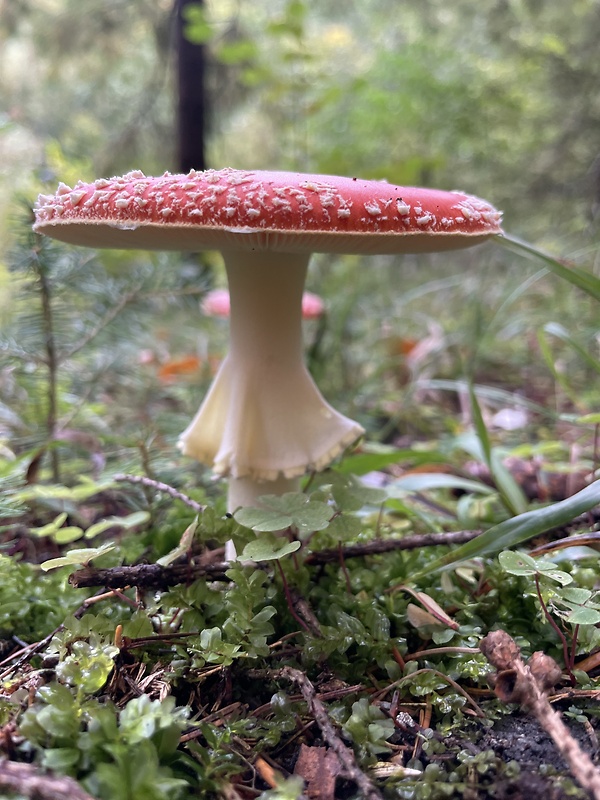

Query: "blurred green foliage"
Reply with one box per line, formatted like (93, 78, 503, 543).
(0, 2, 600, 798)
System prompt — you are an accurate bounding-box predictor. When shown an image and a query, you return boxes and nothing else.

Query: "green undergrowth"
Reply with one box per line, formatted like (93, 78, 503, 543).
(1, 453, 599, 799)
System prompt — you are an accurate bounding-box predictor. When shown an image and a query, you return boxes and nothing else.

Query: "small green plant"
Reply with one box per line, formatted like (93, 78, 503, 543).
(19, 689, 190, 800)
(499, 550, 600, 683)
(342, 697, 396, 760)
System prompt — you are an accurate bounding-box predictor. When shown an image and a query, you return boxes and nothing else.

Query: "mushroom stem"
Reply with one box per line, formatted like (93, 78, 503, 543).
(178, 249, 364, 511)
(228, 474, 300, 513)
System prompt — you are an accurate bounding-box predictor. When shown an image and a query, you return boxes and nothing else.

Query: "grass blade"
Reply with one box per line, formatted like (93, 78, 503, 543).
(411, 479, 600, 581)
(497, 234, 600, 301)
(543, 322, 600, 375)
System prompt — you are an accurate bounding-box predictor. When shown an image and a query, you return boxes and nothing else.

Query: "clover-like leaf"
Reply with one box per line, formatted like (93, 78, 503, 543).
(238, 536, 301, 562)
(560, 587, 594, 604)
(498, 550, 572, 585)
(498, 550, 538, 575)
(565, 606, 600, 626)
(234, 492, 333, 534)
(325, 473, 387, 512)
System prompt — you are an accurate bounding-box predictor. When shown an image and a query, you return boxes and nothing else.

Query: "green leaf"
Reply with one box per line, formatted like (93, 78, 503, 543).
(337, 446, 446, 476)
(538, 568, 573, 586)
(53, 525, 84, 544)
(577, 413, 600, 424)
(388, 473, 493, 496)
(543, 322, 600, 375)
(85, 510, 150, 539)
(182, 3, 213, 44)
(496, 550, 571, 584)
(466, 385, 528, 516)
(566, 607, 600, 626)
(156, 518, 198, 566)
(40, 542, 116, 571)
(16, 478, 115, 504)
(537, 327, 577, 400)
(216, 39, 259, 66)
(324, 472, 387, 511)
(411, 479, 600, 580)
(28, 512, 69, 538)
(234, 493, 333, 534)
(41, 748, 81, 771)
(122, 611, 155, 639)
(235, 507, 292, 532)
(498, 550, 538, 575)
(325, 513, 364, 539)
(238, 537, 301, 562)
(468, 382, 492, 466)
(560, 587, 594, 604)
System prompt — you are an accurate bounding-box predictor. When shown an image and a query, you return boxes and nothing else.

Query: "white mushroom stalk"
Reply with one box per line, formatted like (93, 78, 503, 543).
(179, 250, 363, 511)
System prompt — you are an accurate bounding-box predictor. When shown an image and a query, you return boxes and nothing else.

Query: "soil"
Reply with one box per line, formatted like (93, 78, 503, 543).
(447, 712, 599, 800)
(478, 713, 592, 772)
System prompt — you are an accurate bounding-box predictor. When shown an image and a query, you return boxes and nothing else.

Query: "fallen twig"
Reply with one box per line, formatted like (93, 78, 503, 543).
(69, 561, 229, 590)
(69, 530, 482, 590)
(276, 666, 384, 800)
(0, 759, 95, 800)
(305, 530, 482, 565)
(113, 473, 206, 513)
(480, 629, 600, 800)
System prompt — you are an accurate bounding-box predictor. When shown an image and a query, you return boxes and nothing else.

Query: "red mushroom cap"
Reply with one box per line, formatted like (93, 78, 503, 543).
(300, 291, 325, 319)
(202, 287, 325, 319)
(201, 288, 231, 317)
(34, 168, 502, 254)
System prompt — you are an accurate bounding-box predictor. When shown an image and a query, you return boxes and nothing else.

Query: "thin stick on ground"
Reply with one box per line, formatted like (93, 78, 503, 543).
(276, 666, 384, 800)
(305, 529, 482, 564)
(480, 629, 600, 800)
(67, 530, 483, 590)
(69, 561, 229, 590)
(113, 473, 206, 513)
(0, 758, 95, 800)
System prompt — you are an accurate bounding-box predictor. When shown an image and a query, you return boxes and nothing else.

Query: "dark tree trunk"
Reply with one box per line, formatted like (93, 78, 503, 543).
(176, 0, 207, 172)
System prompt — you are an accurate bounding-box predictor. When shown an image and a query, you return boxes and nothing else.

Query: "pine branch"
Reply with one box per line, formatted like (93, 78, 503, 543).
(59, 280, 146, 360)
(34, 238, 60, 482)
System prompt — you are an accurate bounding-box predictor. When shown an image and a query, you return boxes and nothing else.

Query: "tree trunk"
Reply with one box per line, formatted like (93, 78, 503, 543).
(176, 0, 207, 172)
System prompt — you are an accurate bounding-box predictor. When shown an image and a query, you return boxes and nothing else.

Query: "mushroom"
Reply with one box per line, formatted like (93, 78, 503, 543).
(33, 168, 502, 512)
(202, 287, 325, 320)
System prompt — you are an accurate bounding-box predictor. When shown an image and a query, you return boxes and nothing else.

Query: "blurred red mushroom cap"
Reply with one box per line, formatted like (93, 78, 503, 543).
(202, 288, 324, 319)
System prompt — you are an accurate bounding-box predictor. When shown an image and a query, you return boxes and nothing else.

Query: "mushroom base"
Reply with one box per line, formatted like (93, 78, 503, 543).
(227, 475, 301, 513)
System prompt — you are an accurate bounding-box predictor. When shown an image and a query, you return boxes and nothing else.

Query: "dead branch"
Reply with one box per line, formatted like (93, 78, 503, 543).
(69, 561, 229, 590)
(305, 529, 482, 564)
(113, 473, 206, 513)
(276, 666, 384, 800)
(68, 530, 483, 590)
(480, 629, 600, 800)
(0, 759, 95, 800)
